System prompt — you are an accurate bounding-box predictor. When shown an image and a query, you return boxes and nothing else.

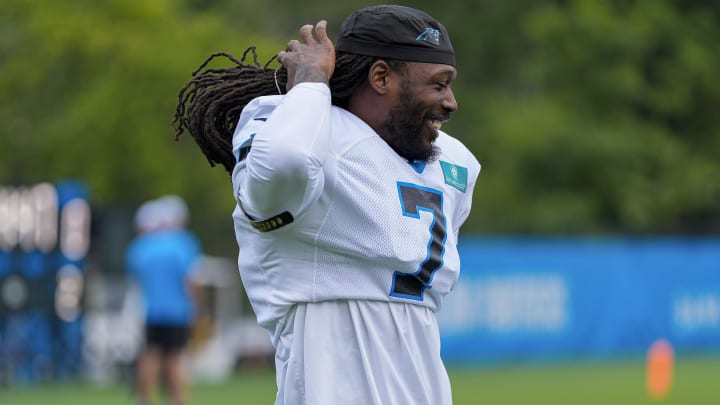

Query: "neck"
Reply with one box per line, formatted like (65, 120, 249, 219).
(347, 83, 389, 139)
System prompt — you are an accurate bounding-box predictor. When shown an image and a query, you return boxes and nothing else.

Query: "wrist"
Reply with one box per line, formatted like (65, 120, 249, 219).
(292, 65, 330, 86)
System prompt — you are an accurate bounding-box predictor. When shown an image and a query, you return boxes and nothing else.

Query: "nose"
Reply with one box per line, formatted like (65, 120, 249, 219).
(443, 88, 458, 113)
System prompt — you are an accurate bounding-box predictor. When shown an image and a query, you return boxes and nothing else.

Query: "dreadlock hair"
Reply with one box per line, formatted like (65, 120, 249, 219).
(172, 46, 396, 174)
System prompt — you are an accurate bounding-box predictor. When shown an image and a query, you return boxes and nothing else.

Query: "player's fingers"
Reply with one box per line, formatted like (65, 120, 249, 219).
(286, 39, 301, 51)
(314, 20, 332, 47)
(298, 24, 316, 44)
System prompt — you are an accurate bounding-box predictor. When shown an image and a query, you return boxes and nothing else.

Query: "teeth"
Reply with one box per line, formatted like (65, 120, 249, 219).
(431, 120, 442, 130)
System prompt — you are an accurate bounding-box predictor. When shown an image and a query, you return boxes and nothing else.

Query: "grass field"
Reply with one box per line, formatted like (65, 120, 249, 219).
(2, 356, 718, 404)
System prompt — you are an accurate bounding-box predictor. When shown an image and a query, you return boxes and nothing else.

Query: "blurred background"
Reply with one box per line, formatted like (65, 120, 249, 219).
(1, 0, 718, 403)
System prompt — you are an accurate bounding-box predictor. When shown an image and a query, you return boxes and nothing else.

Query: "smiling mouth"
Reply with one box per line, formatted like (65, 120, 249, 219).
(430, 120, 444, 130)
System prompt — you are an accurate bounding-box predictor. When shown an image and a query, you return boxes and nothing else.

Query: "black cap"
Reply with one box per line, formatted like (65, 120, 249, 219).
(335, 5, 456, 66)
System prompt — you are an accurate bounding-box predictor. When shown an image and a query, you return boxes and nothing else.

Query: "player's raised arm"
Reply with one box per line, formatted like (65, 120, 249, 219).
(237, 21, 333, 222)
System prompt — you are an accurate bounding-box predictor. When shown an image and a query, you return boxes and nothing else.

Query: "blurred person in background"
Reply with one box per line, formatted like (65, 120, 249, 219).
(126, 195, 204, 405)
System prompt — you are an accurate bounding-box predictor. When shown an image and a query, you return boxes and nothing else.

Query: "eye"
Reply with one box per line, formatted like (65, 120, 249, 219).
(435, 82, 449, 91)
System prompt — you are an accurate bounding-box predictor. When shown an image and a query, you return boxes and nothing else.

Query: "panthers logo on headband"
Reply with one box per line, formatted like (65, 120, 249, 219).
(416, 28, 441, 46)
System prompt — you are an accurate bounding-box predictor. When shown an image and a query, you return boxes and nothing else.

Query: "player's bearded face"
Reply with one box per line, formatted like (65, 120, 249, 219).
(382, 78, 445, 163)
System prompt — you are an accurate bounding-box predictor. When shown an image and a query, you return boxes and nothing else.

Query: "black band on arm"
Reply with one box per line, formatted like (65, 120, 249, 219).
(238, 197, 294, 232)
(249, 211, 294, 232)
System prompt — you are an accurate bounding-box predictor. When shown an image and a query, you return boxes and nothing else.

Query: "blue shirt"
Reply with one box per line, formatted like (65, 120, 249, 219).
(126, 229, 201, 326)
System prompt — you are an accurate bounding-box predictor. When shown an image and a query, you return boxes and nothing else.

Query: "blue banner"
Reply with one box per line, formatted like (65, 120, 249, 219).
(439, 237, 720, 364)
(0, 181, 90, 384)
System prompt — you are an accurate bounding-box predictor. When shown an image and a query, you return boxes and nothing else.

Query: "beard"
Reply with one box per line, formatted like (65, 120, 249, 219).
(381, 87, 442, 163)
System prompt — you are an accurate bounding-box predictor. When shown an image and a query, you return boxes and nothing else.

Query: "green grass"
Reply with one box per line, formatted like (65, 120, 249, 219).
(450, 356, 719, 404)
(2, 356, 718, 404)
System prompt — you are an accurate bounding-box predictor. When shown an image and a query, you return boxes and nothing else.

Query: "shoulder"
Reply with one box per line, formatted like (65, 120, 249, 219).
(233, 83, 331, 139)
(436, 131, 481, 176)
(328, 106, 384, 152)
(239, 94, 284, 122)
(231, 95, 284, 157)
(126, 234, 153, 267)
(178, 229, 201, 248)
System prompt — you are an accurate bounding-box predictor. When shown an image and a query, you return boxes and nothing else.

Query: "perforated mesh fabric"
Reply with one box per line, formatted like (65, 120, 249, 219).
(232, 98, 479, 326)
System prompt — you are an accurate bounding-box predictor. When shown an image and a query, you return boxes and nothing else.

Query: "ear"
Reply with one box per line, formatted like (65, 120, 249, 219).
(368, 60, 391, 95)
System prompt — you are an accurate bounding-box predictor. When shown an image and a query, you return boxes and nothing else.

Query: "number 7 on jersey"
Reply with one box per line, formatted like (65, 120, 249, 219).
(390, 182, 447, 301)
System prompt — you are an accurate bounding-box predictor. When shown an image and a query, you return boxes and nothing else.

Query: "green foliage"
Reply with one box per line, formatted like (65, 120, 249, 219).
(441, 0, 720, 234)
(1, 0, 718, 259)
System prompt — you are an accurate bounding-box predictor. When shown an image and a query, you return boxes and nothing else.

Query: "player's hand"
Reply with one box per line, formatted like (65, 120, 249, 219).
(277, 20, 336, 91)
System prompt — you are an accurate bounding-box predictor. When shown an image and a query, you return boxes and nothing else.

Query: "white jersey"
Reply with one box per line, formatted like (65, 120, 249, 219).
(230, 82, 480, 404)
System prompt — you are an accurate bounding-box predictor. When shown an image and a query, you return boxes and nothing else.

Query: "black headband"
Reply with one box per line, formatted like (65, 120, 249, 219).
(335, 5, 456, 67)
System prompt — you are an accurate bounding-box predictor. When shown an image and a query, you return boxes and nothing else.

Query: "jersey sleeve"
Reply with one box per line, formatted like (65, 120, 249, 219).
(434, 132, 482, 236)
(231, 82, 331, 223)
(453, 152, 481, 235)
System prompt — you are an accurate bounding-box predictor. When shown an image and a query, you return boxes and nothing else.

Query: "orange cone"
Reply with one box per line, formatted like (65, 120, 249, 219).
(646, 339, 674, 400)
